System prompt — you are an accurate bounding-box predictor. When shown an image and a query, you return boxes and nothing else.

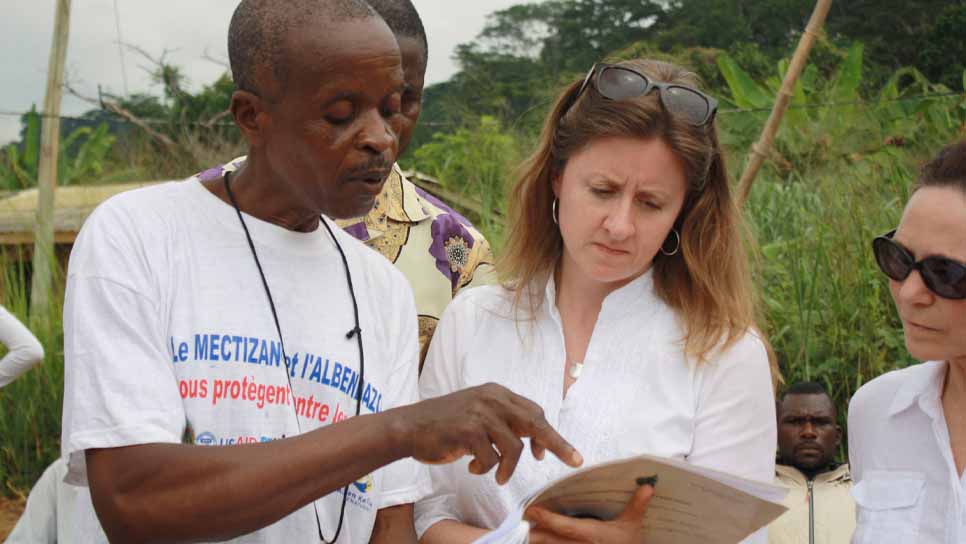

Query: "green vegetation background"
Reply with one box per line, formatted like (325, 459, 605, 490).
(2, 0, 965, 496)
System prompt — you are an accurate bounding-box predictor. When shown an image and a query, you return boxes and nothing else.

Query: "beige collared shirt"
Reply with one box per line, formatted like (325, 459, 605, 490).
(769, 464, 856, 544)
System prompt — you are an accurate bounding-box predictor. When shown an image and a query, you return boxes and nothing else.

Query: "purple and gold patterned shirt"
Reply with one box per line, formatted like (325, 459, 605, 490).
(198, 158, 495, 368)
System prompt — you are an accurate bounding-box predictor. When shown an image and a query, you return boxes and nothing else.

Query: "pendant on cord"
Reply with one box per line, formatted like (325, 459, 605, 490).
(568, 360, 584, 380)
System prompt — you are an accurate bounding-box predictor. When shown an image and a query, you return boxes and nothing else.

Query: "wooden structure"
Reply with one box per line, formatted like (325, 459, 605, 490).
(0, 172, 491, 256)
(32, 0, 73, 318)
(0, 182, 159, 252)
(736, 0, 834, 205)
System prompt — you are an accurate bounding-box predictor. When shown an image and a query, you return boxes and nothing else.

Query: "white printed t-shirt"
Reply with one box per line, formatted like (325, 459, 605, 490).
(61, 177, 427, 543)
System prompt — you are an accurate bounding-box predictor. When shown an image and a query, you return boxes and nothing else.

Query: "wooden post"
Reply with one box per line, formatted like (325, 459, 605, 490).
(736, 0, 833, 207)
(30, 0, 72, 324)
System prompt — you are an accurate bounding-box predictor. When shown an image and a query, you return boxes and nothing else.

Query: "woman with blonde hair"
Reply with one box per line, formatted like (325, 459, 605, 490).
(415, 59, 777, 543)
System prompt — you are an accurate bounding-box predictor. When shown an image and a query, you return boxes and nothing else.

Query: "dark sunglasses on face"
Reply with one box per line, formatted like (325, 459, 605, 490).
(873, 230, 966, 300)
(565, 63, 719, 127)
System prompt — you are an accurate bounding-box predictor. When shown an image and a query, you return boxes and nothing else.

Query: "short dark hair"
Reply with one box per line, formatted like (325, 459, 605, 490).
(918, 140, 966, 194)
(366, 0, 428, 63)
(780, 381, 830, 401)
(228, 0, 374, 94)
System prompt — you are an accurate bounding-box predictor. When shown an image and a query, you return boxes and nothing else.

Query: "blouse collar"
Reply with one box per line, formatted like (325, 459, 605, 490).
(543, 268, 661, 325)
(887, 360, 947, 419)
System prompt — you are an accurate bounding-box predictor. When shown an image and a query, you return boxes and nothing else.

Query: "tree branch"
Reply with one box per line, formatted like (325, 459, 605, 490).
(202, 48, 230, 70)
(123, 43, 185, 100)
(63, 80, 180, 153)
(201, 109, 232, 129)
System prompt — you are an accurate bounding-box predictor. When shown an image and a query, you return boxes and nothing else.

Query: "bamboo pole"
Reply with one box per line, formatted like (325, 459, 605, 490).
(30, 0, 72, 324)
(736, 0, 833, 206)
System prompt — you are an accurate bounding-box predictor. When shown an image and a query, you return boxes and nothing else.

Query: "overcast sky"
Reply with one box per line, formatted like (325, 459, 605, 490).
(1, 0, 527, 145)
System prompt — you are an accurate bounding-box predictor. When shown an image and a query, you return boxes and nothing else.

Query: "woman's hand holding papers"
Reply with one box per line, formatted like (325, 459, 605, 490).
(393, 383, 584, 485)
(524, 484, 654, 543)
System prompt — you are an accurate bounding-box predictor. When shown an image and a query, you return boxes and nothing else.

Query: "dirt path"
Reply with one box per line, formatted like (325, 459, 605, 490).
(0, 496, 26, 540)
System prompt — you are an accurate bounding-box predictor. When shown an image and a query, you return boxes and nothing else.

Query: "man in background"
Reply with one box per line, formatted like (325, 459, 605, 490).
(341, 0, 495, 367)
(201, 0, 495, 368)
(769, 382, 856, 544)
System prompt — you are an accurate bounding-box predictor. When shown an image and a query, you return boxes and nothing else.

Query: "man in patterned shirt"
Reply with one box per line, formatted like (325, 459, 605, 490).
(339, 0, 495, 366)
(200, 0, 494, 368)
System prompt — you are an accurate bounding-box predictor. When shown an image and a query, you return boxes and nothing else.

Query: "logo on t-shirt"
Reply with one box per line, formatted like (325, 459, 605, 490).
(345, 474, 375, 512)
(353, 474, 374, 495)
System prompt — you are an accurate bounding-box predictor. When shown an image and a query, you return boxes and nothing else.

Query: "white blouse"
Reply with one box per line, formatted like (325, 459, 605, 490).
(849, 360, 966, 543)
(414, 271, 776, 542)
(0, 304, 44, 388)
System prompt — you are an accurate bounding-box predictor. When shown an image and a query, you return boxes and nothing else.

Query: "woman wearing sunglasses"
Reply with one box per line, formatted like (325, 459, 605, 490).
(414, 59, 778, 543)
(848, 141, 966, 543)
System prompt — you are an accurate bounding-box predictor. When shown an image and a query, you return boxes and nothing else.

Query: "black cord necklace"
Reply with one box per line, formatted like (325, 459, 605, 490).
(223, 171, 365, 543)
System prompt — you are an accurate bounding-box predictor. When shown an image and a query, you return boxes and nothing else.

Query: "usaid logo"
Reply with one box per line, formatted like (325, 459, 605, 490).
(195, 432, 217, 446)
(352, 474, 374, 495)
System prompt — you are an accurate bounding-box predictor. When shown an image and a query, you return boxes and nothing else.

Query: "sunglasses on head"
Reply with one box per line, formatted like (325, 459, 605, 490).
(872, 230, 966, 300)
(564, 63, 718, 127)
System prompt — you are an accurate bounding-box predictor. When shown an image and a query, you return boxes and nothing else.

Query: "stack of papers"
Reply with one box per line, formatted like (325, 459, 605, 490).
(473, 454, 788, 544)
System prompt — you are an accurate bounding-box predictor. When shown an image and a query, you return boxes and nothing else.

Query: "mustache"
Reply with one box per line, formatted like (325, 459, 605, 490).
(342, 156, 394, 179)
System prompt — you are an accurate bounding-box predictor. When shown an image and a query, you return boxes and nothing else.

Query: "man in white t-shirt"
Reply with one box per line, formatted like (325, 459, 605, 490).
(60, 1, 582, 542)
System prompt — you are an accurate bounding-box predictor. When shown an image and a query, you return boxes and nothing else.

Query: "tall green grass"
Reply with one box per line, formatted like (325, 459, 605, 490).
(0, 253, 65, 496)
(723, 44, 965, 420)
(747, 149, 914, 401)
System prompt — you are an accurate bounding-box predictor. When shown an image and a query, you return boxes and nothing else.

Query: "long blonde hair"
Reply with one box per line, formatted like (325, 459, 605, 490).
(500, 59, 773, 368)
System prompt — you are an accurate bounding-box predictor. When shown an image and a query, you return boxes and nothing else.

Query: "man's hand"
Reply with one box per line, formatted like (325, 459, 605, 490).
(524, 484, 654, 544)
(393, 383, 583, 485)
(80, 384, 579, 542)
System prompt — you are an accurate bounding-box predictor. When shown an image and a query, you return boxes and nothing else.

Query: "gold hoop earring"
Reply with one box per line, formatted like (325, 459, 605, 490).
(660, 229, 680, 256)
